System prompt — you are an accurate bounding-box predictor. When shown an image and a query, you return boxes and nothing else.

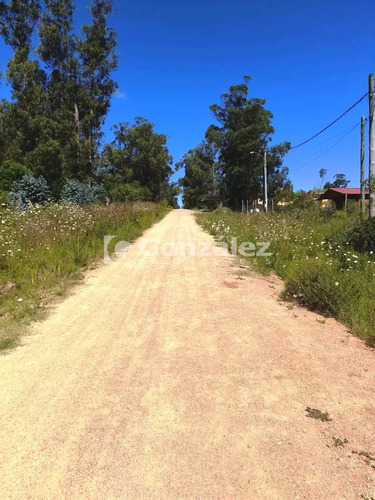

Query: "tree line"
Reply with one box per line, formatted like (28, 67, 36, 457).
(0, 0, 178, 207)
(177, 76, 292, 209)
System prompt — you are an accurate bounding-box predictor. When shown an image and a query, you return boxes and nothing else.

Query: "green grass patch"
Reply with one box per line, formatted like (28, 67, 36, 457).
(197, 206, 375, 346)
(0, 201, 170, 351)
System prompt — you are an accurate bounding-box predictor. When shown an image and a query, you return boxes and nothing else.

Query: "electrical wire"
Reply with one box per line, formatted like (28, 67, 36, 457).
(286, 120, 364, 158)
(290, 92, 368, 150)
(290, 121, 361, 173)
(286, 120, 365, 167)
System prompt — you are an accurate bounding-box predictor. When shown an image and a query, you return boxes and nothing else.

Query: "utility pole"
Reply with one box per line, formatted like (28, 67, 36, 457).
(369, 73, 375, 217)
(263, 149, 268, 212)
(249, 149, 268, 212)
(361, 116, 366, 213)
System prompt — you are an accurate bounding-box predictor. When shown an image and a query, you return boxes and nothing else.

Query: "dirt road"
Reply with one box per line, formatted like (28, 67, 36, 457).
(0, 209, 375, 499)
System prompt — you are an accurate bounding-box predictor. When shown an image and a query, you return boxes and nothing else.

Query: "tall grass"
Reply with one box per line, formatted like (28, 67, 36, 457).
(198, 206, 375, 346)
(0, 201, 170, 350)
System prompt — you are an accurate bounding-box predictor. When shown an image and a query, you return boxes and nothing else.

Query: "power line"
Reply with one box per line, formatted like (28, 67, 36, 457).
(290, 92, 369, 150)
(286, 120, 365, 166)
(286, 121, 363, 157)
(290, 121, 361, 172)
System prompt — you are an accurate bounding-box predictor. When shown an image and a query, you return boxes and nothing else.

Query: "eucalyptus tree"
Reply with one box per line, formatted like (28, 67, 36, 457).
(208, 76, 291, 208)
(102, 118, 174, 202)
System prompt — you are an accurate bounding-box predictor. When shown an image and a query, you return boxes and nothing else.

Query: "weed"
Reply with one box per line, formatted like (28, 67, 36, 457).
(333, 436, 348, 447)
(0, 202, 170, 351)
(197, 208, 375, 345)
(305, 407, 332, 422)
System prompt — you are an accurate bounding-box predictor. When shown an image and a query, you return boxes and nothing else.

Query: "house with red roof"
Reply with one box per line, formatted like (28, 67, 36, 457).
(320, 188, 369, 210)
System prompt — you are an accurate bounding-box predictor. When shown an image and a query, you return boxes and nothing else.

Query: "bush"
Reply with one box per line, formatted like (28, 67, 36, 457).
(108, 181, 152, 202)
(61, 180, 106, 205)
(200, 194, 222, 211)
(347, 217, 375, 253)
(0, 190, 10, 206)
(0, 161, 31, 192)
(90, 183, 107, 204)
(61, 180, 92, 205)
(10, 174, 51, 209)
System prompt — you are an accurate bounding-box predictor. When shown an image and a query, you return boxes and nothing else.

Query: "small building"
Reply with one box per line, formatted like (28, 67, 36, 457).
(320, 188, 369, 210)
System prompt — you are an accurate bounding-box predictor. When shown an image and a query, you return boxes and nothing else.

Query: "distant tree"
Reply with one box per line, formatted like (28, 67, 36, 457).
(176, 141, 219, 209)
(332, 173, 349, 188)
(102, 118, 174, 202)
(208, 76, 291, 208)
(319, 168, 327, 188)
(324, 173, 350, 189)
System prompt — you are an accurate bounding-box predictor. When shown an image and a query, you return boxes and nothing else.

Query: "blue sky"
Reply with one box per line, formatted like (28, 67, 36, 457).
(1, 0, 374, 195)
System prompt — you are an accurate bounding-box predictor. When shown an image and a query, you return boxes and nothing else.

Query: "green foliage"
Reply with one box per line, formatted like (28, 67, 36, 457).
(104, 177, 152, 202)
(347, 217, 375, 253)
(0, 0, 118, 188)
(103, 118, 174, 203)
(61, 179, 105, 205)
(176, 143, 218, 208)
(0, 189, 10, 205)
(10, 174, 51, 209)
(0, 1, 177, 206)
(200, 194, 222, 211)
(197, 207, 375, 345)
(324, 173, 350, 189)
(0, 160, 30, 191)
(208, 77, 291, 207)
(0, 201, 170, 350)
(76, 0, 118, 178)
(178, 76, 291, 208)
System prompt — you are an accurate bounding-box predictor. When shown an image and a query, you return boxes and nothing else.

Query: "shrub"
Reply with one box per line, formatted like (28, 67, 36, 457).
(0, 190, 10, 206)
(0, 161, 31, 191)
(347, 217, 375, 253)
(200, 194, 222, 211)
(61, 180, 107, 205)
(108, 181, 152, 202)
(10, 174, 51, 209)
(90, 183, 107, 204)
(61, 180, 92, 205)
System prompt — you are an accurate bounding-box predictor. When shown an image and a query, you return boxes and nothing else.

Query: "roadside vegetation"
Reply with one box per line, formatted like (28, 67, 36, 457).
(198, 203, 375, 346)
(0, 201, 170, 351)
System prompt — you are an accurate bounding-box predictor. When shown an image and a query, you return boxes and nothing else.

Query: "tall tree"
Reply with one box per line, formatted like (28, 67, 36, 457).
(77, 0, 118, 181)
(208, 76, 291, 208)
(102, 117, 174, 202)
(319, 168, 327, 189)
(0, 0, 50, 179)
(37, 0, 80, 182)
(176, 140, 219, 209)
(0, 0, 119, 193)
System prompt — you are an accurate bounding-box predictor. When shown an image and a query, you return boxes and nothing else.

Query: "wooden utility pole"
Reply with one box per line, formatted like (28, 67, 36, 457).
(263, 149, 268, 212)
(360, 116, 366, 213)
(369, 74, 375, 217)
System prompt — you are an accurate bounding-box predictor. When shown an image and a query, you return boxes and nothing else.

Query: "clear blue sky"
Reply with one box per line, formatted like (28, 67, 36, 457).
(1, 0, 374, 194)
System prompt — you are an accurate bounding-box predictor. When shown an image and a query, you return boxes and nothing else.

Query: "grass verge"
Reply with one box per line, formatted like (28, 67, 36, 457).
(0, 201, 170, 351)
(197, 206, 375, 346)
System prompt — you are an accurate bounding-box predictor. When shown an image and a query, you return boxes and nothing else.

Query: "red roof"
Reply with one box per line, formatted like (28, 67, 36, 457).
(322, 187, 369, 195)
(329, 188, 366, 194)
